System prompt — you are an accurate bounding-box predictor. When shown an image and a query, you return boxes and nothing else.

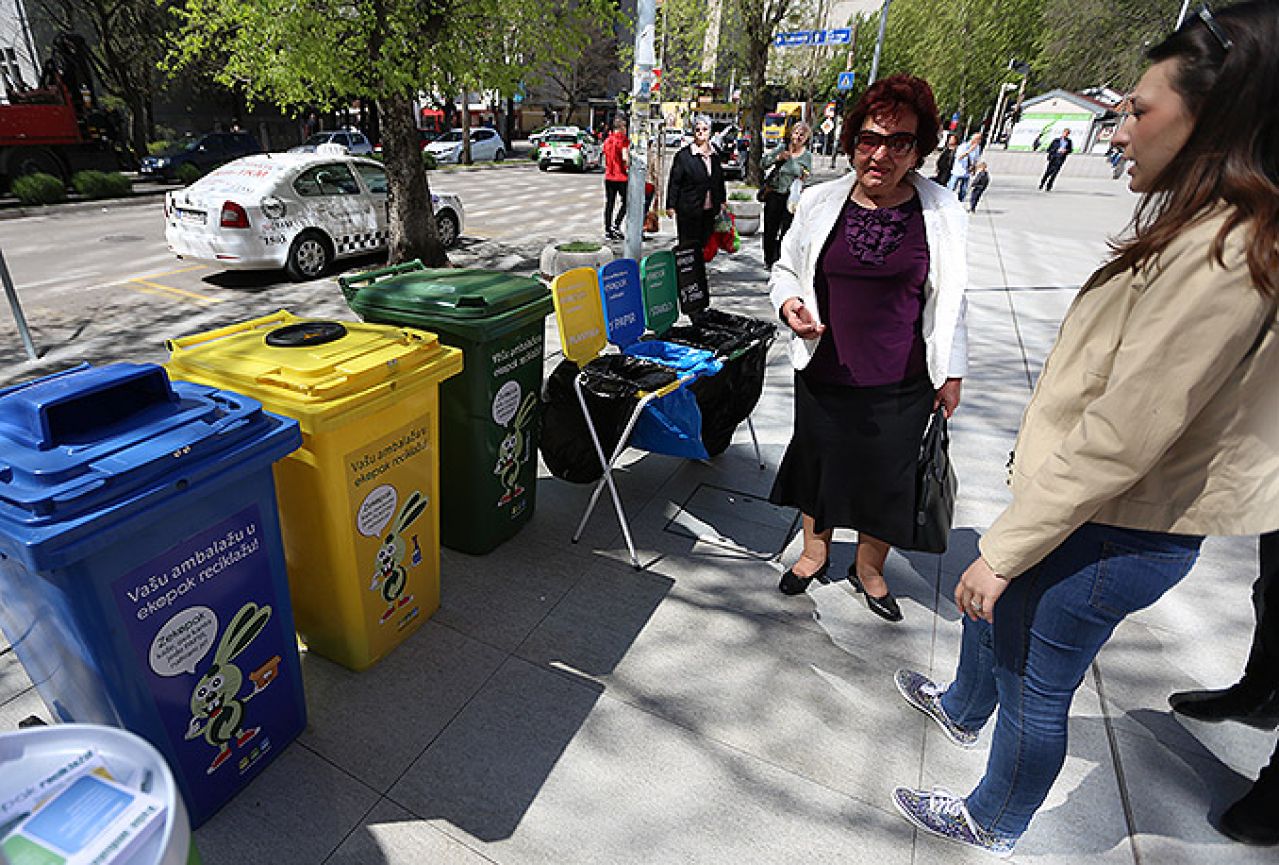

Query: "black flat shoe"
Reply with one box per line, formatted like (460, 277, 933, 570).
(1169, 685, 1279, 728)
(848, 571, 903, 622)
(779, 560, 829, 595)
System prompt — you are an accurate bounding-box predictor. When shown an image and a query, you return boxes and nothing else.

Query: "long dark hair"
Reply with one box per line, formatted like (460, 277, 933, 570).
(1109, 0, 1279, 297)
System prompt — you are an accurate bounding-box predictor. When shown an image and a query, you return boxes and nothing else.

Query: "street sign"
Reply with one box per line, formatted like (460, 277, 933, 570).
(824, 101, 836, 118)
(837, 72, 856, 91)
(820, 118, 835, 135)
(776, 28, 854, 48)
(774, 31, 814, 47)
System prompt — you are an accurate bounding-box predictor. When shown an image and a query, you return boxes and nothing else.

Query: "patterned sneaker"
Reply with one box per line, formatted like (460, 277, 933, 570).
(895, 669, 980, 748)
(892, 786, 1016, 859)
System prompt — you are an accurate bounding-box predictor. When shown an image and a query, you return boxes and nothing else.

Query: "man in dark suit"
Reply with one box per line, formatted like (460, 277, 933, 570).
(1170, 531, 1279, 846)
(1039, 128, 1073, 191)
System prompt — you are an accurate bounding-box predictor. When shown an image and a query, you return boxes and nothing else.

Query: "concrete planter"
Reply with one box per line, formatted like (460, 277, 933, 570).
(726, 197, 762, 236)
(539, 242, 616, 278)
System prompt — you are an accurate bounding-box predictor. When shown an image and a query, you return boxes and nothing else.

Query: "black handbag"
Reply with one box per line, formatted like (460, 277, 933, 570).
(756, 162, 782, 201)
(912, 406, 957, 553)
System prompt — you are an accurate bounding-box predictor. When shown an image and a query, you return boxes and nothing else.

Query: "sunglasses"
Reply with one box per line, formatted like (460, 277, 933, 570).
(854, 130, 917, 156)
(1196, 4, 1234, 52)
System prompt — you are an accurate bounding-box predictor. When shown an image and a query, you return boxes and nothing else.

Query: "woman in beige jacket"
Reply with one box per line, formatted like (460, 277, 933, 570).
(889, 1, 1279, 855)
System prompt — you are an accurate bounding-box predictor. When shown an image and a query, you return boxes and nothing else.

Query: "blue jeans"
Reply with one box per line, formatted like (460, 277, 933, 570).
(949, 174, 970, 201)
(939, 523, 1202, 841)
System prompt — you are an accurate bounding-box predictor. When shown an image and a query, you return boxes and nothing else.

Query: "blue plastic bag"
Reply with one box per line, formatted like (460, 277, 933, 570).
(623, 342, 723, 459)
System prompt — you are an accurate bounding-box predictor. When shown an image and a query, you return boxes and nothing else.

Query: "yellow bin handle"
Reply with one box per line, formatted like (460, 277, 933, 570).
(166, 310, 298, 354)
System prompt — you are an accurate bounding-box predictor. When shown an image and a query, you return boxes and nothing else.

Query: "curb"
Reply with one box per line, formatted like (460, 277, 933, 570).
(0, 187, 168, 221)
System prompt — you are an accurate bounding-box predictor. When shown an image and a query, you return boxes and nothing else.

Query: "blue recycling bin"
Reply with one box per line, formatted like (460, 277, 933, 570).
(0, 363, 305, 828)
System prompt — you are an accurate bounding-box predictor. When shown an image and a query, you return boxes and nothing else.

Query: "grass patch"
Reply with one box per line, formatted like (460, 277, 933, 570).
(176, 163, 203, 185)
(557, 241, 603, 252)
(12, 173, 66, 205)
(72, 171, 133, 199)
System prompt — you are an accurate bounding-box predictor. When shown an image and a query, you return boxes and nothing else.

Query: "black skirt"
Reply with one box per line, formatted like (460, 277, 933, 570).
(769, 371, 934, 548)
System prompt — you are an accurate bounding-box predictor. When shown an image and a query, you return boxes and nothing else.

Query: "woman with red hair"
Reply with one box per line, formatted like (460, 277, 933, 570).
(768, 74, 968, 621)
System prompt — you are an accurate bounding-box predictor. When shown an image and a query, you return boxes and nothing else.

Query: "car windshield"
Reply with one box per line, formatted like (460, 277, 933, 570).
(546, 135, 579, 144)
(436, 131, 464, 143)
(302, 133, 332, 146)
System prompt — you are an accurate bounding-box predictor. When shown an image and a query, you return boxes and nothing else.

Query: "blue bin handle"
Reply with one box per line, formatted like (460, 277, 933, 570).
(0, 364, 178, 451)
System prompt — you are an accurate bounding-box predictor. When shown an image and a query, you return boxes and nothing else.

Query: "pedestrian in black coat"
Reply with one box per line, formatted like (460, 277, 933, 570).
(665, 116, 727, 249)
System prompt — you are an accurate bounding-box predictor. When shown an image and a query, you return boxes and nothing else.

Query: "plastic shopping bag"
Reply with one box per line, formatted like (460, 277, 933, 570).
(787, 178, 804, 213)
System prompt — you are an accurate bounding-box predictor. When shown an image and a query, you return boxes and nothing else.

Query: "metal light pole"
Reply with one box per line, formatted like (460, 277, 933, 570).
(1175, 0, 1192, 28)
(1, 249, 39, 362)
(868, 0, 892, 86)
(625, 0, 657, 261)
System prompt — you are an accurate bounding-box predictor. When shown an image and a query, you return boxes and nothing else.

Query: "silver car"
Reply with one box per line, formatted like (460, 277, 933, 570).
(288, 128, 375, 156)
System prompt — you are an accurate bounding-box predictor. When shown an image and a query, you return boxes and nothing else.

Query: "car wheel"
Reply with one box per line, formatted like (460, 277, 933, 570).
(494, 148, 505, 162)
(285, 230, 332, 281)
(539, 161, 549, 171)
(436, 210, 460, 248)
(4, 147, 65, 185)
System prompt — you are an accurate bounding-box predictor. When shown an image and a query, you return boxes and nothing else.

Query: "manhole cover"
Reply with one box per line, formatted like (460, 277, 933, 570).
(664, 483, 798, 558)
(100, 234, 144, 243)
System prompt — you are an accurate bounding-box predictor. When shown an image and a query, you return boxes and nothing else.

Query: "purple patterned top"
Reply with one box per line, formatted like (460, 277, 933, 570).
(804, 194, 929, 387)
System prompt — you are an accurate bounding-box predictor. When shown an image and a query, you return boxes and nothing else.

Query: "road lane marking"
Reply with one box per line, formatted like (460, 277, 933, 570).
(136, 264, 208, 280)
(126, 278, 223, 305)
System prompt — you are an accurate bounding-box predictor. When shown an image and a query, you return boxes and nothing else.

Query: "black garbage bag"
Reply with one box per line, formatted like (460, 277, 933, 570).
(657, 313, 777, 457)
(540, 355, 678, 483)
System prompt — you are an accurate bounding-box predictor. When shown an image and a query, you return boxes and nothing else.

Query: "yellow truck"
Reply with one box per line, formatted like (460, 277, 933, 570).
(762, 102, 804, 148)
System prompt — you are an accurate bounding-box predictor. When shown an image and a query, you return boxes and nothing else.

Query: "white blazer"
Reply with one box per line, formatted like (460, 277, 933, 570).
(768, 171, 969, 388)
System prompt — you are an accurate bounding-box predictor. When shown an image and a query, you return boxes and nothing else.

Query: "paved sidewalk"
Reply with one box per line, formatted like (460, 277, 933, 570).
(0, 170, 1272, 864)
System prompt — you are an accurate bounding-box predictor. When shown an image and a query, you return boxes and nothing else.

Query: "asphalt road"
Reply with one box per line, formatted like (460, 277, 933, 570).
(0, 162, 618, 376)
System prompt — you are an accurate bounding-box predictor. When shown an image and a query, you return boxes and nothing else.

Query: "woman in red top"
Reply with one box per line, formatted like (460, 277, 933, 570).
(603, 117, 630, 240)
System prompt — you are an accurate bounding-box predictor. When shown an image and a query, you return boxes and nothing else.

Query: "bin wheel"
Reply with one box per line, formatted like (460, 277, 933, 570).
(436, 210, 460, 248)
(286, 230, 331, 281)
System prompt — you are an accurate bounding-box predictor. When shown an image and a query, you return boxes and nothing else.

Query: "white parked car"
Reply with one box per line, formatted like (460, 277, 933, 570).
(424, 127, 506, 163)
(528, 125, 581, 148)
(537, 131, 602, 172)
(164, 153, 465, 280)
(288, 128, 374, 155)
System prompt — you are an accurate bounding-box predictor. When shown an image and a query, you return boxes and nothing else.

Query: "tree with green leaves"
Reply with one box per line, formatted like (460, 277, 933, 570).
(736, 0, 800, 184)
(36, 0, 176, 158)
(170, 0, 613, 266)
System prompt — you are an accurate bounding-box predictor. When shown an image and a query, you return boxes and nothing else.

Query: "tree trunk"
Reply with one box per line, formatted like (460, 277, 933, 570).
(127, 89, 148, 159)
(459, 91, 472, 165)
(743, 38, 769, 186)
(379, 93, 448, 267)
(505, 94, 516, 147)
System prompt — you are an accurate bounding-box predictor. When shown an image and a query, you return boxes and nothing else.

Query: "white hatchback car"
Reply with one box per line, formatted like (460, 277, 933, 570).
(164, 153, 465, 280)
(424, 128, 506, 163)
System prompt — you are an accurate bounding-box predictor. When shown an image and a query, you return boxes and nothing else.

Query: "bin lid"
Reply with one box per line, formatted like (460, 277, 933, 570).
(0, 363, 300, 531)
(343, 267, 550, 321)
(165, 312, 463, 416)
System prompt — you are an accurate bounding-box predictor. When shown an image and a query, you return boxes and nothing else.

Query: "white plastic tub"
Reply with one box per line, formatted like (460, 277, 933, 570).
(0, 724, 195, 865)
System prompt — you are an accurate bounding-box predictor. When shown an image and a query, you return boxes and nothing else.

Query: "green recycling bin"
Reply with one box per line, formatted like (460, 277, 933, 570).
(340, 262, 554, 555)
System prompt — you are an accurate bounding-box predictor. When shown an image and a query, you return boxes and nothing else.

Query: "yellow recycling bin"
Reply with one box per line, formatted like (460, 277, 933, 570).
(165, 311, 463, 671)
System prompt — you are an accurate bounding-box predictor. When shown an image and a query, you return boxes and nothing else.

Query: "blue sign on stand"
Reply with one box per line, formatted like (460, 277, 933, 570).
(598, 259, 645, 348)
(829, 28, 852, 44)
(838, 72, 857, 91)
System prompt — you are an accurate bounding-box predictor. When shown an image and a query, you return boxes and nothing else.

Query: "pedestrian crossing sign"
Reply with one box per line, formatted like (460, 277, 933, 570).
(837, 72, 856, 91)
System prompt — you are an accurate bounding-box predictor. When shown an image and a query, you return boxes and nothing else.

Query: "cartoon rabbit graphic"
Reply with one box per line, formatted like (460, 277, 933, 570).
(369, 491, 427, 624)
(494, 393, 538, 506)
(184, 602, 279, 774)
